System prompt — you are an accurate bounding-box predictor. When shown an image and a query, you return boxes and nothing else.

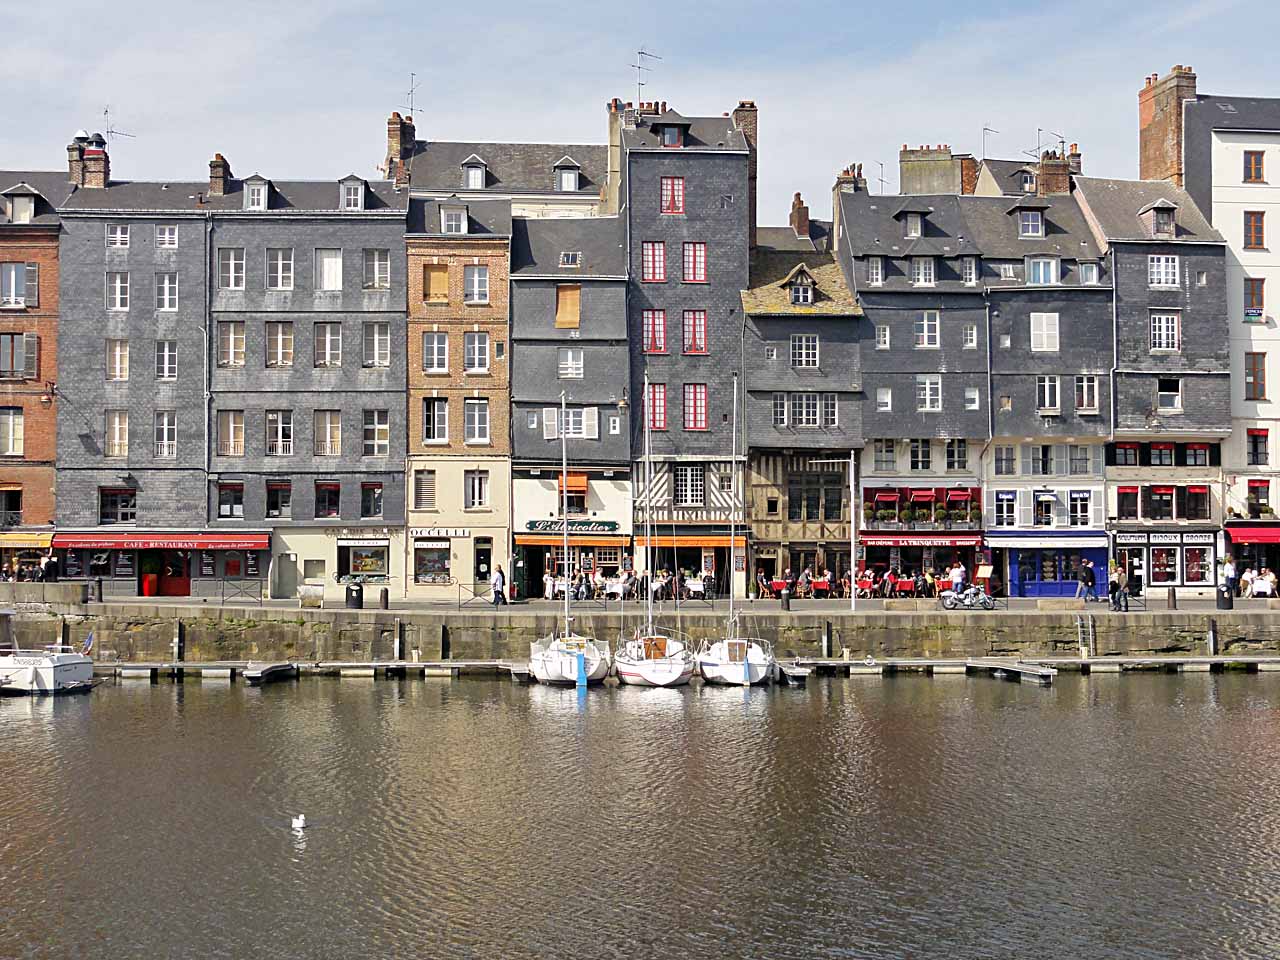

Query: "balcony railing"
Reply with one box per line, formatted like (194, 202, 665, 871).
(105, 441, 128, 458)
(267, 439, 293, 456)
(314, 441, 340, 456)
(0, 510, 21, 527)
(217, 440, 244, 456)
(862, 512, 984, 531)
(154, 440, 176, 459)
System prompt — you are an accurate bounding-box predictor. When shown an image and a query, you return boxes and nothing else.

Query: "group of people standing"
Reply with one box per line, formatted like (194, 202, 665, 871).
(1, 553, 58, 583)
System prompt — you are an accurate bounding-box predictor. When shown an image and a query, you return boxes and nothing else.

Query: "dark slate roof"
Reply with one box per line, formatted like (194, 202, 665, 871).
(959, 193, 1104, 261)
(756, 222, 832, 252)
(1072, 176, 1222, 243)
(0, 170, 74, 225)
(978, 158, 1037, 194)
(407, 197, 512, 236)
(838, 191, 978, 260)
(622, 115, 748, 151)
(407, 140, 606, 196)
(510, 216, 625, 277)
(59, 178, 407, 213)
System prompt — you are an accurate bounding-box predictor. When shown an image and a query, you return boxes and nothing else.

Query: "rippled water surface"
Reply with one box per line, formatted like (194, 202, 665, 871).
(4, 673, 1280, 958)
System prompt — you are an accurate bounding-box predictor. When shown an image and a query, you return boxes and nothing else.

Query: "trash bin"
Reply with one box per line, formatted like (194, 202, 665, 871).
(1217, 583, 1234, 610)
(780, 588, 791, 612)
(379, 587, 389, 610)
(345, 583, 364, 610)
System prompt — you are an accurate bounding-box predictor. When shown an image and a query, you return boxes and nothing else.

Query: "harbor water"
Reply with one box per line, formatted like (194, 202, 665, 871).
(3, 673, 1280, 958)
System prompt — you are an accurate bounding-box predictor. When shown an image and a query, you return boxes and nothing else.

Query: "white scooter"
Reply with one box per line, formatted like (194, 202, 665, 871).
(939, 583, 995, 610)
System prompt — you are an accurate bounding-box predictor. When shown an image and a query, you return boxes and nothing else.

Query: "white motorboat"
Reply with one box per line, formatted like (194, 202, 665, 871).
(0, 645, 95, 695)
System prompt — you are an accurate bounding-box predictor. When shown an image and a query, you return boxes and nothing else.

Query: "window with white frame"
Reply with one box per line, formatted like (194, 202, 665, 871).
(556, 408, 586, 438)
(362, 409, 389, 456)
(343, 183, 362, 210)
(790, 392, 819, 427)
(0, 262, 35, 307)
(962, 257, 978, 285)
(1018, 210, 1044, 237)
(916, 374, 941, 412)
(1150, 312, 1181, 352)
(267, 248, 293, 290)
(874, 439, 895, 471)
(876, 387, 892, 412)
(315, 249, 343, 291)
(867, 256, 883, 286)
(154, 225, 177, 248)
(246, 183, 266, 210)
(155, 340, 176, 380)
(464, 398, 490, 443)
(314, 409, 341, 455)
(153, 410, 176, 459)
(218, 248, 245, 289)
(962, 323, 978, 349)
(363, 249, 390, 289)
(1069, 491, 1091, 527)
(443, 208, 466, 233)
(1037, 375, 1061, 411)
(1079, 262, 1099, 285)
(673, 465, 705, 507)
(964, 386, 980, 410)
(994, 493, 1016, 526)
(1075, 375, 1099, 412)
(218, 322, 245, 367)
(910, 438, 931, 470)
(106, 224, 129, 248)
(946, 438, 968, 471)
(905, 212, 922, 238)
(266, 410, 293, 456)
(104, 410, 127, 457)
(1069, 445, 1090, 475)
(915, 310, 939, 348)
(106, 339, 128, 381)
(155, 272, 178, 311)
(364, 322, 391, 368)
(216, 409, 244, 456)
(1027, 258, 1057, 285)
(422, 398, 447, 442)
(314, 323, 342, 367)
(0, 407, 23, 456)
(999, 263, 1016, 280)
(464, 470, 490, 509)
(1030, 312, 1059, 352)
(1021, 172, 1036, 192)
(791, 281, 813, 305)
(106, 272, 129, 310)
(462, 331, 489, 372)
(822, 393, 838, 427)
(911, 257, 935, 286)
(1148, 255, 1179, 287)
(875, 325, 890, 350)
(465, 166, 484, 190)
(266, 322, 294, 367)
(464, 265, 489, 304)
(772, 393, 787, 425)
(557, 347, 583, 379)
(791, 333, 819, 367)
(557, 168, 578, 191)
(1157, 377, 1182, 411)
(423, 332, 447, 373)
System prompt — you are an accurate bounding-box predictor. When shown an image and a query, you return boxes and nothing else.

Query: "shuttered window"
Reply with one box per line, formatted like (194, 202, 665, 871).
(413, 470, 437, 510)
(424, 264, 448, 303)
(555, 284, 581, 328)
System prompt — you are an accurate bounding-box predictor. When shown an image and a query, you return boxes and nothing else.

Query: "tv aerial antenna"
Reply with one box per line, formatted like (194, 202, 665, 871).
(402, 71, 422, 117)
(876, 161, 888, 195)
(102, 105, 135, 143)
(630, 48, 661, 105)
(1021, 128, 1045, 161)
(982, 124, 999, 160)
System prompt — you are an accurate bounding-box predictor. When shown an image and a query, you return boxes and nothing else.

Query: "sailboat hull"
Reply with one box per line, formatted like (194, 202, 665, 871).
(616, 656, 695, 687)
(529, 638, 611, 685)
(696, 639, 777, 686)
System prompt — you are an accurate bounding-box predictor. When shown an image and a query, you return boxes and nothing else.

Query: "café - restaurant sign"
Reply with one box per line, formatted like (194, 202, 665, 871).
(525, 519, 619, 533)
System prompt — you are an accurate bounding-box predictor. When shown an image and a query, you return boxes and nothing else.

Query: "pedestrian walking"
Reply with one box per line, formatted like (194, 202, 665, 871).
(1075, 560, 1090, 600)
(1114, 566, 1130, 612)
(1223, 556, 1238, 597)
(1083, 559, 1097, 602)
(491, 564, 507, 607)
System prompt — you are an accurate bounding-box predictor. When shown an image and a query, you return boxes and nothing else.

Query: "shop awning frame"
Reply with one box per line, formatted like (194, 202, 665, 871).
(860, 534, 982, 547)
(53, 532, 271, 550)
(516, 535, 629, 547)
(634, 535, 746, 548)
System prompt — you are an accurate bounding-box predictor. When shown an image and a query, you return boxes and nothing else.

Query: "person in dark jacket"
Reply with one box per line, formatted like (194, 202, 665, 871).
(1083, 559, 1098, 602)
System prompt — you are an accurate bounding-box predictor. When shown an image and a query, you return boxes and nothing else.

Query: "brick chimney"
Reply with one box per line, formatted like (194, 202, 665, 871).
(384, 111, 415, 186)
(732, 100, 759, 249)
(1139, 65, 1197, 186)
(959, 154, 979, 194)
(789, 192, 810, 239)
(1067, 143, 1083, 175)
(830, 164, 866, 253)
(66, 131, 88, 186)
(1036, 149, 1071, 196)
(899, 144, 965, 195)
(81, 133, 109, 189)
(208, 153, 233, 196)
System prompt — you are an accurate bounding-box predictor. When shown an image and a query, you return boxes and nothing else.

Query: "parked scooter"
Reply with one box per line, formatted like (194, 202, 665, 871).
(939, 583, 995, 610)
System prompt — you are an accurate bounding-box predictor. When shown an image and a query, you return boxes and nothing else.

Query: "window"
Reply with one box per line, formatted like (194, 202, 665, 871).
(964, 386, 980, 410)
(916, 374, 941, 412)
(1150, 312, 1181, 352)
(464, 265, 489, 304)
(642, 241, 666, 282)
(267, 248, 293, 290)
(424, 264, 448, 303)
(995, 493, 1016, 526)
(1115, 443, 1137, 466)
(155, 272, 178, 311)
(314, 323, 342, 367)
(648, 383, 667, 430)
(0, 407, 22, 456)
(442, 208, 466, 234)
(218, 248, 245, 290)
(608, 415, 620, 435)
(1153, 209, 1175, 235)
(314, 483, 341, 519)
(790, 392, 819, 427)
(1148, 255, 1179, 287)
(905, 213, 922, 238)
(791, 282, 813, 305)
(363, 249, 390, 289)
(673, 465, 705, 507)
(266, 322, 294, 367)
(1246, 211, 1266, 249)
(875, 325, 890, 350)
(1249, 480, 1272, 519)
(464, 470, 490, 509)
(910, 439, 931, 471)
(999, 394, 1012, 411)
(556, 408, 587, 438)
(772, 393, 788, 426)
(1148, 486, 1174, 521)
(876, 387, 892, 412)
(1157, 377, 1182, 411)
(1247, 352, 1267, 400)
(1018, 210, 1043, 238)
(464, 398, 490, 443)
(0, 262, 37, 307)
(683, 384, 708, 430)
(1249, 430, 1269, 466)
(684, 310, 708, 353)
(362, 410, 389, 456)
(1075, 375, 1099, 412)
(1021, 171, 1036, 192)
(246, 183, 266, 210)
(266, 482, 292, 518)
(822, 393, 838, 427)
(1197, 271, 1207, 286)
(343, 183, 362, 210)
(215, 409, 243, 456)
(266, 410, 293, 456)
(962, 257, 978, 285)
(963, 324, 978, 349)
(1037, 375, 1060, 412)
(1030, 312, 1059, 352)
(422, 398, 447, 443)
(1150, 443, 1174, 466)
(559, 252, 580, 268)
(1246, 150, 1265, 183)
(106, 271, 129, 310)
(874, 439, 895, 471)
(465, 165, 484, 189)
(660, 176, 685, 214)
(315, 249, 343, 291)
(155, 340, 176, 380)
(1186, 486, 1211, 521)
(914, 311, 939, 348)
(1186, 444, 1210, 467)
(1079, 262, 1099, 285)
(106, 224, 129, 248)
(946, 438, 968, 471)
(217, 483, 244, 519)
(217, 322, 244, 367)
(791, 333, 818, 366)
(1247, 278, 1265, 315)
(867, 257, 883, 286)
(683, 242, 707, 282)
(911, 257, 935, 286)
(999, 263, 1016, 280)
(1027, 258, 1057, 285)
(643, 310, 666, 352)
(557, 347, 583, 379)
(994, 445, 1015, 475)
(1117, 487, 1139, 520)
(1030, 445, 1054, 477)
(555, 284, 580, 328)
(98, 488, 135, 524)
(314, 410, 341, 455)
(557, 168, 578, 192)
(360, 322, 391, 368)
(423, 332, 448, 373)
(155, 225, 177, 248)
(1069, 445, 1090, 475)
(413, 470, 436, 511)
(106, 339, 128, 381)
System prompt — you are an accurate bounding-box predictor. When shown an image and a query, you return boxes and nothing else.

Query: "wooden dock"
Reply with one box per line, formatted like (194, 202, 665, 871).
(966, 657, 1057, 686)
(243, 662, 299, 686)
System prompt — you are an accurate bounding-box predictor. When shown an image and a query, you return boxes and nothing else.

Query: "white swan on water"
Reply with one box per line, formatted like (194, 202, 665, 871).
(291, 814, 306, 830)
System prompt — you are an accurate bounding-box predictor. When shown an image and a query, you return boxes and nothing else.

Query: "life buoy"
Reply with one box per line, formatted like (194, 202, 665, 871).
(864, 655, 876, 666)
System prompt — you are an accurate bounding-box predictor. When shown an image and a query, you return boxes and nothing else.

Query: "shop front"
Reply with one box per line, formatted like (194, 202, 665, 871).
(515, 520, 630, 599)
(858, 532, 983, 579)
(1223, 523, 1280, 579)
(53, 531, 271, 599)
(270, 527, 406, 602)
(1112, 530, 1218, 598)
(634, 532, 747, 600)
(985, 531, 1109, 598)
(404, 526, 509, 603)
(0, 532, 53, 580)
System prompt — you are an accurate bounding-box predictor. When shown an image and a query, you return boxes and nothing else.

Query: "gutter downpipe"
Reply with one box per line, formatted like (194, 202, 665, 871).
(1110, 246, 1119, 571)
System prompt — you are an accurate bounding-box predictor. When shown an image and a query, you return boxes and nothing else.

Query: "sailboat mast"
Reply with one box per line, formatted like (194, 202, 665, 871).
(644, 372, 654, 634)
(561, 391, 570, 634)
(729, 371, 738, 623)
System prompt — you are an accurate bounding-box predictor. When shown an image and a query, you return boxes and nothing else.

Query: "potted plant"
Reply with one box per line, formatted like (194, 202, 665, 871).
(1263, 505, 1275, 518)
(863, 503, 875, 524)
(900, 507, 915, 525)
(968, 507, 983, 525)
(933, 506, 948, 524)
(951, 509, 968, 523)
(876, 509, 893, 523)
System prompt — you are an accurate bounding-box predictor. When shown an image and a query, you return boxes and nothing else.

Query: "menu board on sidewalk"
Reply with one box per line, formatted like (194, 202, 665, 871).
(63, 551, 82, 578)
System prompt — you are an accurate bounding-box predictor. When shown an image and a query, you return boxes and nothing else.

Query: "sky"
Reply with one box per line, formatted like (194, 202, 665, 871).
(2, 0, 1273, 223)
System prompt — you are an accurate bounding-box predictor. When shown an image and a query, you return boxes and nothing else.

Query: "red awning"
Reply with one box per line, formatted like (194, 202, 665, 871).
(860, 534, 982, 547)
(1152, 443, 1173, 450)
(1227, 526, 1280, 544)
(1187, 443, 1210, 449)
(1151, 486, 1175, 494)
(1249, 429, 1270, 436)
(54, 532, 271, 550)
(909, 490, 935, 502)
(1117, 486, 1139, 494)
(873, 491, 899, 502)
(1187, 485, 1209, 494)
(946, 490, 972, 501)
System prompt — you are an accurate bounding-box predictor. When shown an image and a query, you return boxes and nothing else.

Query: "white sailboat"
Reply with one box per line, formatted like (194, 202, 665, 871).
(529, 392, 612, 685)
(615, 373, 696, 687)
(697, 372, 777, 686)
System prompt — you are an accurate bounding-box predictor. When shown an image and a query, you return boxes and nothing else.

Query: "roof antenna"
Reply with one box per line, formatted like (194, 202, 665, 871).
(982, 124, 999, 161)
(402, 71, 421, 117)
(1049, 129, 1067, 155)
(630, 48, 661, 106)
(1021, 127, 1044, 161)
(102, 105, 135, 144)
(876, 161, 888, 196)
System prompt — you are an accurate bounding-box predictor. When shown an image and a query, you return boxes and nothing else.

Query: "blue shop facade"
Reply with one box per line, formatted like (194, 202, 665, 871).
(985, 531, 1110, 598)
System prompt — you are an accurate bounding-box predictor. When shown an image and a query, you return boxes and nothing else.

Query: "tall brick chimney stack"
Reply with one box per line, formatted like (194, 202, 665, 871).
(208, 154, 233, 196)
(789, 192, 810, 239)
(385, 111, 415, 186)
(1139, 64, 1197, 186)
(732, 100, 759, 249)
(66, 131, 88, 186)
(81, 133, 109, 189)
(1036, 149, 1072, 196)
(1067, 143, 1083, 175)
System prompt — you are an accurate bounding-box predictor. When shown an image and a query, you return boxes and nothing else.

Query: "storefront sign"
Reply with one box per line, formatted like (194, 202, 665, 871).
(53, 532, 270, 550)
(525, 519, 619, 533)
(415, 540, 450, 549)
(1115, 533, 1149, 545)
(1183, 533, 1215, 545)
(860, 535, 982, 547)
(337, 538, 390, 547)
(200, 551, 215, 577)
(1149, 533, 1181, 544)
(325, 527, 394, 538)
(409, 528, 470, 538)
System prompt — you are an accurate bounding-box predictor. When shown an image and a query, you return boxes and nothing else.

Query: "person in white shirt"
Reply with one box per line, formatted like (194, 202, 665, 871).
(949, 562, 965, 593)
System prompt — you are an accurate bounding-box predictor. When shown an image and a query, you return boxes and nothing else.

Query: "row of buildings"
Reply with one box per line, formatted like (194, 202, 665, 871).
(0, 65, 1275, 600)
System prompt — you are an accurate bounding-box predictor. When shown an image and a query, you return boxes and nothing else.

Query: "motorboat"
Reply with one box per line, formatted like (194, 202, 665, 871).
(0, 645, 95, 695)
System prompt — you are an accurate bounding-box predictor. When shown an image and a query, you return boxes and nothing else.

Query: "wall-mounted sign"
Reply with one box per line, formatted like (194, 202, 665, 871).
(200, 551, 216, 577)
(245, 552, 259, 577)
(409, 528, 470, 538)
(525, 519, 619, 533)
(1246, 308, 1264, 320)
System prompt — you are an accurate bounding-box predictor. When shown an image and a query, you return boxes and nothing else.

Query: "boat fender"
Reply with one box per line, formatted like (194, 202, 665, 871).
(864, 655, 876, 666)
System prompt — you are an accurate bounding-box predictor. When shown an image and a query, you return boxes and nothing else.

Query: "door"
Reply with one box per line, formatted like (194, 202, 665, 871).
(275, 553, 298, 598)
(474, 538, 492, 587)
(158, 550, 190, 596)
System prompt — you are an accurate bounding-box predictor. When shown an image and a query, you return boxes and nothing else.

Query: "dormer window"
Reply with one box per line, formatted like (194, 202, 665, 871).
(554, 157, 581, 192)
(905, 213, 922, 238)
(1154, 208, 1174, 236)
(661, 125, 681, 147)
(911, 257, 935, 287)
(461, 155, 487, 190)
(465, 166, 484, 189)
(245, 180, 267, 211)
(1018, 210, 1044, 237)
(341, 181, 364, 211)
(441, 203, 467, 235)
(791, 282, 813, 305)
(6, 196, 33, 224)
(1021, 172, 1036, 193)
(559, 252, 581, 268)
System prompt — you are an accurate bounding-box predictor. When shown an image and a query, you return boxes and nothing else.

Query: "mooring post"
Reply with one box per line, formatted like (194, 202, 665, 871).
(172, 620, 184, 664)
(1207, 617, 1218, 657)
(823, 620, 832, 659)
(1167, 587, 1177, 610)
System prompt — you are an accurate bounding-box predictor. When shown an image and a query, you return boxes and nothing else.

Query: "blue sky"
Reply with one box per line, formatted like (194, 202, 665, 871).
(2, 0, 1269, 221)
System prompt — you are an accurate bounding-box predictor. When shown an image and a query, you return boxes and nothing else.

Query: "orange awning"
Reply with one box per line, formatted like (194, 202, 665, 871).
(558, 473, 589, 493)
(634, 535, 746, 548)
(515, 535, 628, 547)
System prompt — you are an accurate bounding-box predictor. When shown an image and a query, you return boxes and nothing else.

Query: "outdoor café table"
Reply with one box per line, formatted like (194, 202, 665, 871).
(856, 578, 875, 597)
(603, 580, 627, 599)
(771, 579, 789, 594)
(812, 580, 831, 596)
(895, 580, 916, 594)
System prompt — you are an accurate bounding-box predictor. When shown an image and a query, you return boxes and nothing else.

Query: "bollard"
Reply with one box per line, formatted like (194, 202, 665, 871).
(92, 577, 103, 602)
(823, 620, 832, 659)
(379, 587, 389, 610)
(780, 588, 791, 612)
(1167, 586, 1177, 610)
(1207, 617, 1219, 657)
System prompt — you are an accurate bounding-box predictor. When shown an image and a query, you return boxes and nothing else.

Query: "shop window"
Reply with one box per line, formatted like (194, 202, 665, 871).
(89, 551, 112, 577)
(414, 541, 451, 583)
(340, 545, 388, 580)
(225, 552, 242, 578)
(315, 482, 341, 519)
(1117, 488, 1139, 520)
(217, 483, 244, 519)
(361, 483, 383, 518)
(1150, 547, 1178, 584)
(1185, 547, 1212, 585)
(266, 482, 291, 518)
